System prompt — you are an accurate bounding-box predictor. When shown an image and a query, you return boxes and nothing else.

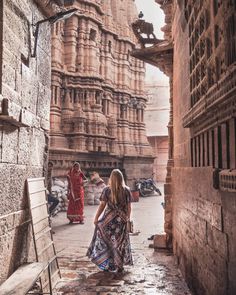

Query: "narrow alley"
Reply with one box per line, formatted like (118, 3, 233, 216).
(53, 188, 191, 295)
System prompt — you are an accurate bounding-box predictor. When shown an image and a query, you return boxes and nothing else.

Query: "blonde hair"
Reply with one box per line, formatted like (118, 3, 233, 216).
(109, 169, 126, 204)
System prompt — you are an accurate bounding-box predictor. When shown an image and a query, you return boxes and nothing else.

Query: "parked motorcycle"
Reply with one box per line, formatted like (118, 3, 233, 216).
(135, 177, 162, 197)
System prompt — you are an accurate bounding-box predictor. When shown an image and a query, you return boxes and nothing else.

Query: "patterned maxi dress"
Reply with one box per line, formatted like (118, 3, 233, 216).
(67, 169, 85, 223)
(87, 186, 133, 272)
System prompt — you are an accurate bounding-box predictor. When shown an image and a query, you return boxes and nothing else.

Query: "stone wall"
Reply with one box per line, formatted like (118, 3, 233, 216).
(0, 0, 56, 283)
(144, 82, 169, 183)
(172, 167, 231, 295)
(131, 0, 236, 292)
(148, 136, 168, 182)
(171, 1, 236, 294)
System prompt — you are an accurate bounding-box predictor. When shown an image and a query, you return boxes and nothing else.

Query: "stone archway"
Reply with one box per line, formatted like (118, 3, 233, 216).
(132, 42, 174, 248)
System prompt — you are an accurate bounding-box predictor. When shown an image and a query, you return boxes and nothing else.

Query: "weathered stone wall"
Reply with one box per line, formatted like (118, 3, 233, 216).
(144, 82, 169, 182)
(148, 136, 168, 182)
(0, 0, 54, 283)
(123, 156, 154, 189)
(172, 167, 231, 295)
(171, 2, 236, 295)
(130, 0, 235, 292)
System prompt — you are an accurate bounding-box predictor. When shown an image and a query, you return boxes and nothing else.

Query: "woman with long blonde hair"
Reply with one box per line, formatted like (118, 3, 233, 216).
(87, 169, 133, 273)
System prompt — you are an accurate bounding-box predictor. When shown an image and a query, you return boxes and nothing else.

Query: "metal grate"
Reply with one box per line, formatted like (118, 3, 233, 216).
(219, 170, 236, 192)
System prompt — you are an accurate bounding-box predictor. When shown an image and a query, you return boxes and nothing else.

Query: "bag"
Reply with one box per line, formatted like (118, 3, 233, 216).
(127, 220, 134, 233)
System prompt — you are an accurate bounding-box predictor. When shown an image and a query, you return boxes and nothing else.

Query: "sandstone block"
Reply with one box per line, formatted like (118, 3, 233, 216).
(21, 63, 38, 113)
(1, 84, 21, 106)
(5, 0, 32, 21)
(37, 22, 51, 54)
(40, 118, 50, 131)
(206, 223, 228, 259)
(2, 62, 16, 90)
(37, 48, 51, 87)
(2, 129, 19, 164)
(37, 83, 51, 120)
(3, 25, 23, 56)
(211, 203, 222, 231)
(223, 210, 236, 261)
(153, 233, 167, 249)
(20, 108, 35, 127)
(0, 213, 14, 236)
(4, 6, 29, 53)
(9, 165, 28, 211)
(30, 129, 46, 167)
(0, 233, 14, 283)
(164, 183, 172, 195)
(0, 165, 10, 211)
(18, 128, 32, 165)
(228, 260, 236, 295)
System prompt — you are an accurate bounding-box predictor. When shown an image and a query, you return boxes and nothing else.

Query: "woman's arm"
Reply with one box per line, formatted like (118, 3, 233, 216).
(67, 175, 75, 200)
(94, 201, 106, 225)
(80, 171, 87, 180)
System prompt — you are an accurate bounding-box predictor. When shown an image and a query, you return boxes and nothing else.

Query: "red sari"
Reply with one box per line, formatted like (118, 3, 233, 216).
(67, 168, 85, 223)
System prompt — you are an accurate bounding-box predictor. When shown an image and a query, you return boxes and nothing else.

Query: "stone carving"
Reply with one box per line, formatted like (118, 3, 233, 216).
(131, 13, 162, 48)
(132, 19, 156, 39)
(50, 0, 154, 182)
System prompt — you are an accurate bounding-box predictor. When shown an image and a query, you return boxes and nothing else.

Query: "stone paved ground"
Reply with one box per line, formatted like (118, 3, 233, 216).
(52, 186, 191, 295)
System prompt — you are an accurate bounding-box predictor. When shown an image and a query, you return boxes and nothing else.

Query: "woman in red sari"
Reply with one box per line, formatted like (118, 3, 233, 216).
(67, 162, 87, 224)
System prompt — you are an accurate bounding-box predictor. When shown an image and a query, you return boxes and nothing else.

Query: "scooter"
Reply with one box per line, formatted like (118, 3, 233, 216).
(135, 177, 162, 197)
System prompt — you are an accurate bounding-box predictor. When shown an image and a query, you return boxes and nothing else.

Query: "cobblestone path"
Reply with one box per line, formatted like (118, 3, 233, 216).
(53, 188, 191, 295)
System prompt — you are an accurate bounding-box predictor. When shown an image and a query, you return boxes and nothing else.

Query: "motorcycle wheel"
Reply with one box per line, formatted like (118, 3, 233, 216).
(155, 187, 162, 196)
(140, 184, 153, 197)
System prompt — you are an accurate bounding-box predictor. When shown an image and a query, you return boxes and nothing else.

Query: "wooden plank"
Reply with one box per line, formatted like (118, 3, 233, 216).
(39, 247, 56, 263)
(38, 241, 54, 257)
(42, 268, 60, 290)
(50, 261, 61, 288)
(0, 262, 46, 295)
(35, 233, 53, 252)
(29, 191, 47, 208)
(27, 177, 45, 183)
(31, 205, 49, 224)
(31, 200, 48, 210)
(27, 177, 61, 292)
(27, 178, 46, 194)
(33, 217, 50, 235)
(35, 227, 51, 241)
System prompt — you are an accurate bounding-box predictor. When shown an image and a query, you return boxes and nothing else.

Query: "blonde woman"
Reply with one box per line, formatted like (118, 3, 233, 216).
(87, 169, 133, 273)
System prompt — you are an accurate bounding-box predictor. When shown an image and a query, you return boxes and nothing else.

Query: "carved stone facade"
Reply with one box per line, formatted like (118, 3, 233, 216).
(0, 0, 59, 284)
(49, 0, 154, 184)
(132, 0, 236, 294)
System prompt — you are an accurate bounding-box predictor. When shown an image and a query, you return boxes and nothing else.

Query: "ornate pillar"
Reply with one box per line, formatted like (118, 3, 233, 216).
(64, 15, 78, 72)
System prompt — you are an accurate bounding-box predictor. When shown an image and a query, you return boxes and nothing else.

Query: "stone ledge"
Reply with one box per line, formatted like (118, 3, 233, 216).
(0, 115, 28, 128)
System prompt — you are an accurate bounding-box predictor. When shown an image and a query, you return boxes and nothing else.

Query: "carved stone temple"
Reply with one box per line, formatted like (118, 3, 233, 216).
(49, 0, 154, 183)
